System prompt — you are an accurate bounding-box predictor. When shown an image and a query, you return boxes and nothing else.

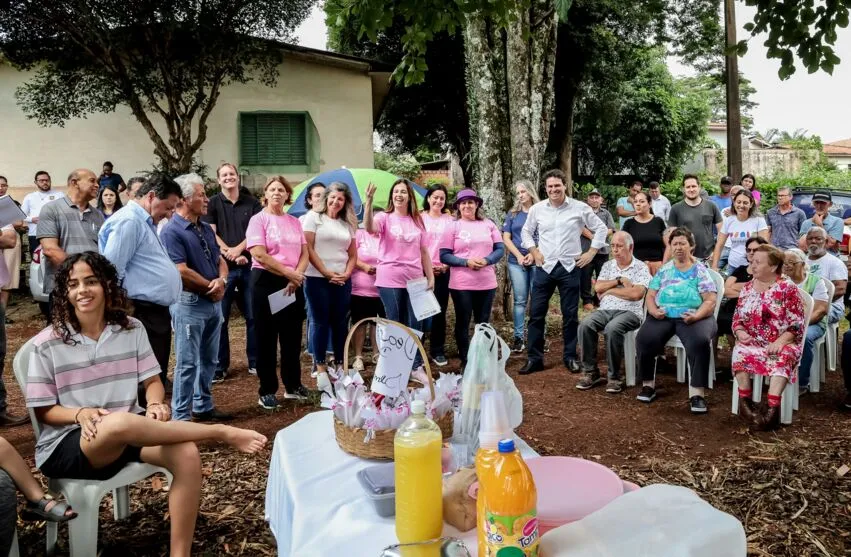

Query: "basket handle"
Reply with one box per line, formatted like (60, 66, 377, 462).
(343, 317, 436, 401)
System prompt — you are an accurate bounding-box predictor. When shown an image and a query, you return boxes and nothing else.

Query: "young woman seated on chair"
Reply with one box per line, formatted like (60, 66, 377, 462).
(25, 251, 267, 557)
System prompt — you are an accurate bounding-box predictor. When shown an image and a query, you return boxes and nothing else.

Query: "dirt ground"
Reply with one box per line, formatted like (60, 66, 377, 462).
(5, 293, 851, 556)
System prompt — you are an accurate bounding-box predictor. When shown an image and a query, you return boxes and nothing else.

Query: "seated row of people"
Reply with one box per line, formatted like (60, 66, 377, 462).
(576, 226, 837, 430)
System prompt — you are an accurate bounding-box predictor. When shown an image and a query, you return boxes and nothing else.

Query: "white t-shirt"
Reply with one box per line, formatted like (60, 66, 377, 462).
(21, 189, 66, 236)
(722, 215, 768, 269)
(301, 210, 355, 278)
(806, 253, 847, 314)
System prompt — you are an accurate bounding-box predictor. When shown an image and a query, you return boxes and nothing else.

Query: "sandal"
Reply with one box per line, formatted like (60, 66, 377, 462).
(22, 494, 77, 523)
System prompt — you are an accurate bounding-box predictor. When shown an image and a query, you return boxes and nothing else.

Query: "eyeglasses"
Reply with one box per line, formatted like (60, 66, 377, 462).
(746, 248, 759, 253)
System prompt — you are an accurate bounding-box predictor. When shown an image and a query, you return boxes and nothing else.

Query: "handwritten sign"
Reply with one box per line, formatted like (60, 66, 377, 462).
(372, 320, 423, 398)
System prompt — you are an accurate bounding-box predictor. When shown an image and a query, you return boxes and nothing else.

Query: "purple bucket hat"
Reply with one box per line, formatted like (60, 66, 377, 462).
(453, 188, 483, 209)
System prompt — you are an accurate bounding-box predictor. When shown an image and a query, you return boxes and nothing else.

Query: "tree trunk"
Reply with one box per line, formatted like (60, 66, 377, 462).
(464, 1, 559, 323)
(557, 87, 577, 197)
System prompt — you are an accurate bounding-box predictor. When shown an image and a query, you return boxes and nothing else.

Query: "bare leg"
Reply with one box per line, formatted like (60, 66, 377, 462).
(767, 375, 788, 396)
(140, 443, 201, 557)
(0, 437, 44, 502)
(0, 291, 8, 309)
(81, 412, 266, 469)
(734, 372, 752, 392)
(352, 324, 366, 358)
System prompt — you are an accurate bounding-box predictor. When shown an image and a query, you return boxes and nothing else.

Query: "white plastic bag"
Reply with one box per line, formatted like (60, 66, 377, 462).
(540, 484, 746, 557)
(456, 324, 523, 461)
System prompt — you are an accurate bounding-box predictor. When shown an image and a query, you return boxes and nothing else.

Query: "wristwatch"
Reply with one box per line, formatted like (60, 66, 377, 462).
(617, 277, 623, 287)
(220, 276, 228, 286)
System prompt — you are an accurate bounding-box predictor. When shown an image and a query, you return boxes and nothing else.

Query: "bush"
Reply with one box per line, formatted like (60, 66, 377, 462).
(423, 176, 450, 188)
(374, 151, 420, 181)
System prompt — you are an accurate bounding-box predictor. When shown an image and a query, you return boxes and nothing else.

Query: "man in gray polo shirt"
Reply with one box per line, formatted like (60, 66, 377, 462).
(765, 186, 806, 249)
(37, 169, 104, 296)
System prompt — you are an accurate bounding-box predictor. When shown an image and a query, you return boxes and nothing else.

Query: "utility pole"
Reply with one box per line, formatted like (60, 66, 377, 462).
(725, 0, 743, 183)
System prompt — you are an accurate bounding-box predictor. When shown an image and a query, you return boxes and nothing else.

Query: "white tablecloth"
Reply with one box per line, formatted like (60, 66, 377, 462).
(265, 410, 538, 557)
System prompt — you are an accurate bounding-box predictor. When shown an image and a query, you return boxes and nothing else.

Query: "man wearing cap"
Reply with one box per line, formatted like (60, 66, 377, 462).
(580, 188, 614, 311)
(765, 186, 806, 250)
(519, 169, 608, 375)
(709, 176, 733, 214)
(798, 191, 843, 254)
(648, 181, 671, 223)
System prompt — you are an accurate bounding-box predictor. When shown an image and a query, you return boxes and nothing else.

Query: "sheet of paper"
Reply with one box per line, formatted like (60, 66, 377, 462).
(406, 277, 441, 321)
(0, 196, 26, 229)
(372, 319, 423, 398)
(268, 288, 296, 315)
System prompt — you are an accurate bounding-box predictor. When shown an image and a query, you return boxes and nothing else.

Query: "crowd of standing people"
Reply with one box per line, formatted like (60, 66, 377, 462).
(1, 162, 851, 553)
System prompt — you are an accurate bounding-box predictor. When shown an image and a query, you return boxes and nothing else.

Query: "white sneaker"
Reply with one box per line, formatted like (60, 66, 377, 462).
(316, 372, 333, 394)
(248, 367, 257, 376)
(352, 356, 365, 372)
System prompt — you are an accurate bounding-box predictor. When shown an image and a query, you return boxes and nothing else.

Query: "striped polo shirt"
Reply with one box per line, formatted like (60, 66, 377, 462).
(26, 318, 161, 467)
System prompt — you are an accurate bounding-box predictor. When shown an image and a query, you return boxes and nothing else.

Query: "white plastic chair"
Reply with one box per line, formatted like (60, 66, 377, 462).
(13, 339, 172, 556)
(822, 277, 839, 373)
(810, 278, 833, 393)
(10, 529, 19, 557)
(731, 289, 812, 425)
(671, 269, 725, 389)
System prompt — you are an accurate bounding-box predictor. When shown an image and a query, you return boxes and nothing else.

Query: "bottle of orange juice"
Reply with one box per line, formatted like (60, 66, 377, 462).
(395, 400, 443, 544)
(476, 391, 513, 556)
(480, 439, 539, 556)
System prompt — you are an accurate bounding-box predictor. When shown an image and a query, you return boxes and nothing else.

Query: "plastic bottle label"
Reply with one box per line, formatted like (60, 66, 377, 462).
(483, 509, 539, 556)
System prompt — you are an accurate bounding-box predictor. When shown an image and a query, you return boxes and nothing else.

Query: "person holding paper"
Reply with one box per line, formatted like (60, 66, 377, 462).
(160, 174, 231, 422)
(0, 175, 26, 313)
(439, 188, 505, 368)
(302, 182, 357, 391)
(421, 184, 454, 367)
(246, 176, 310, 410)
(364, 179, 434, 372)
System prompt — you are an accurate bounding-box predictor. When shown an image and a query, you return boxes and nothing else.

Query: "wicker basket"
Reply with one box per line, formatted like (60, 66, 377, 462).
(333, 317, 454, 460)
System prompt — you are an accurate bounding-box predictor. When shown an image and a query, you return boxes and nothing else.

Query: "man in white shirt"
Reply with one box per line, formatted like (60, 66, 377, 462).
(648, 181, 671, 223)
(20, 171, 65, 258)
(805, 226, 847, 324)
(520, 169, 608, 375)
(576, 232, 651, 393)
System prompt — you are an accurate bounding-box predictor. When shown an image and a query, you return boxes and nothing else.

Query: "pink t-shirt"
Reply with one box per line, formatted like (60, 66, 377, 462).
(245, 211, 305, 270)
(421, 213, 454, 266)
(373, 211, 427, 288)
(352, 228, 380, 297)
(442, 218, 502, 291)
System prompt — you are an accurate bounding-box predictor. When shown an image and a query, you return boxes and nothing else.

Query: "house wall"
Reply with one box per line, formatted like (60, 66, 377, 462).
(701, 149, 819, 177)
(827, 155, 851, 171)
(0, 55, 375, 194)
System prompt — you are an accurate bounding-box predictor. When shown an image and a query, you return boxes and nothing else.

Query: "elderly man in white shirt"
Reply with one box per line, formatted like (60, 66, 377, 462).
(576, 231, 651, 393)
(520, 169, 608, 375)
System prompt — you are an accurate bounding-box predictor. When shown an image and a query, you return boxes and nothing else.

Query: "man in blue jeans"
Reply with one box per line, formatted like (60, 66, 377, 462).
(203, 163, 262, 382)
(161, 173, 232, 422)
(520, 169, 608, 375)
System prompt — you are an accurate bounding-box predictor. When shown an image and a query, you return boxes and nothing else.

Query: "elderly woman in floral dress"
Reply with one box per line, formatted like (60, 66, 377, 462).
(731, 245, 806, 431)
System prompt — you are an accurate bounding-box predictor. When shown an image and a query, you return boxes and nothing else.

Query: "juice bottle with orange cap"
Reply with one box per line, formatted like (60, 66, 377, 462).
(479, 439, 539, 556)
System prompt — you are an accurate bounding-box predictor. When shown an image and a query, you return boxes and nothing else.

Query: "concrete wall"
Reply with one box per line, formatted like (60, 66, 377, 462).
(827, 155, 851, 171)
(0, 55, 376, 194)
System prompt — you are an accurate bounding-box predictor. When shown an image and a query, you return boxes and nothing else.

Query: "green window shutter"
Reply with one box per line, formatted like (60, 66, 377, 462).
(240, 113, 307, 166)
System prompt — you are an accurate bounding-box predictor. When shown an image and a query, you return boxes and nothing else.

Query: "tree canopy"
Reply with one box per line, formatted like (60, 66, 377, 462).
(0, 0, 316, 173)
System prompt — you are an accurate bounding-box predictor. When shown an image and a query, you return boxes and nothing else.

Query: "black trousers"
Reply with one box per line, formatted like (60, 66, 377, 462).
(428, 271, 451, 358)
(450, 288, 496, 364)
(251, 269, 305, 397)
(527, 262, 581, 365)
(636, 316, 717, 388)
(131, 300, 172, 383)
(579, 252, 609, 305)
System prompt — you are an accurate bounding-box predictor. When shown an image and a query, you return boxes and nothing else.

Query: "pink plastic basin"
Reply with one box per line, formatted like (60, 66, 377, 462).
(526, 456, 625, 535)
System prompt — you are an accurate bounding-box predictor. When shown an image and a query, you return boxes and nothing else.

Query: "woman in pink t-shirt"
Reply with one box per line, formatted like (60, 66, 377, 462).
(246, 176, 309, 410)
(350, 205, 385, 372)
(420, 184, 454, 367)
(439, 188, 505, 368)
(364, 179, 434, 370)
